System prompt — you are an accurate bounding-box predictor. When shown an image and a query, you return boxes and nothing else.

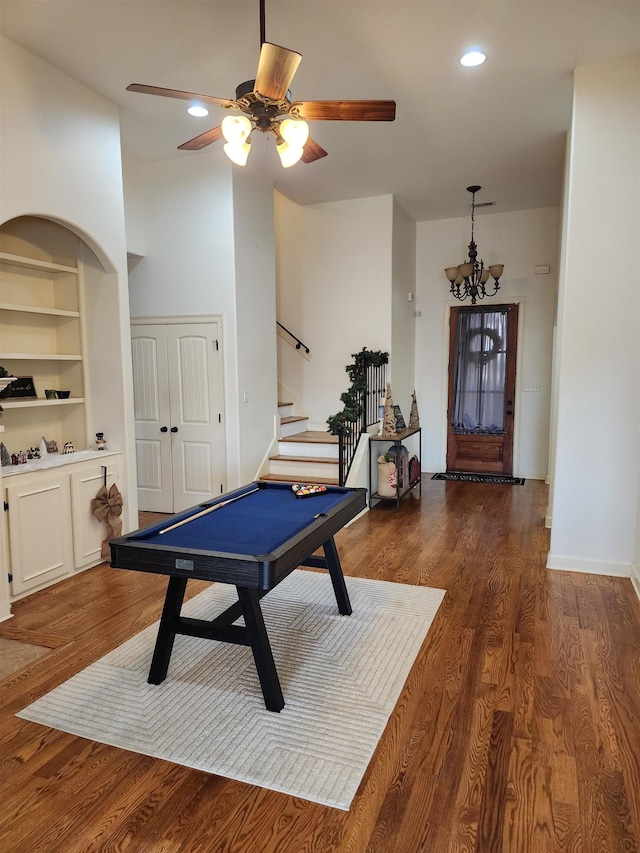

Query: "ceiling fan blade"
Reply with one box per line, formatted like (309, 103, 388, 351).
(178, 126, 224, 151)
(301, 137, 328, 164)
(294, 100, 396, 122)
(254, 43, 302, 100)
(127, 84, 233, 109)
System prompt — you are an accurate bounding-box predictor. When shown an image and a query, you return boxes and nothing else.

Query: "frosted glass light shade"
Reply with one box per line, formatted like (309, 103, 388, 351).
(280, 118, 309, 147)
(445, 267, 459, 283)
(223, 141, 251, 166)
(222, 115, 252, 144)
(277, 139, 304, 168)
(460, 51, 486, 67)
(459, 262, 473, 278)
(480, 268, 491, 284)
(489, 264, 504, 279)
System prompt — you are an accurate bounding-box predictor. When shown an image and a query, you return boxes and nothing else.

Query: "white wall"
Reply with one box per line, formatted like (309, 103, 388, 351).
(549, 56, 640, 577)
(275, 193, 393, 429)
(0, 36, 137, 531)
(127, 150, 280, 487)
(122, 155, 146, 258)
(126, 153, 243, 484)
(391, 199, 417, 412)
(415, 207, 559, 477)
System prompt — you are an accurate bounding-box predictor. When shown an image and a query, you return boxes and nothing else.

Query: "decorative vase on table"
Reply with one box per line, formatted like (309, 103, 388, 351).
(377, 456, 397, 497)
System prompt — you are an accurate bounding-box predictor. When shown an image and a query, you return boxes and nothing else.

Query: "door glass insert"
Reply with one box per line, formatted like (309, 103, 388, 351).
(451, 307, 508, 435)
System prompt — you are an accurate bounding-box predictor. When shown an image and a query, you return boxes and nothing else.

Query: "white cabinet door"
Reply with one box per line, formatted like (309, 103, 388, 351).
(70, 458, 122, 569)
(131, 321, 225, 513)
(6, 473, 73, 596)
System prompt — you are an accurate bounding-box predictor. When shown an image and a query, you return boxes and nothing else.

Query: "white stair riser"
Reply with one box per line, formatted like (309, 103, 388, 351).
(277, 440, 338, 458)
(270, 460, 340, 479)
(280, 419, 309, 438)
(277, 404, 293, 419)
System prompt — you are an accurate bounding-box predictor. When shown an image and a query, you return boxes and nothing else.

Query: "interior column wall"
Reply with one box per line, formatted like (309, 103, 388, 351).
(549, 56, 640, 577)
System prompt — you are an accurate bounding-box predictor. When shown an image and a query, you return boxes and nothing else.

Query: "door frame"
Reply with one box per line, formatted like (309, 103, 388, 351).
(441, 299, 524, 475)
(130, 315, 226, 508)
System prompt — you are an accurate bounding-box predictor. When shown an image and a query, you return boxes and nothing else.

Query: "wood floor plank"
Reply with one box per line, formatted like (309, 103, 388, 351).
(0, 478, 638, 852)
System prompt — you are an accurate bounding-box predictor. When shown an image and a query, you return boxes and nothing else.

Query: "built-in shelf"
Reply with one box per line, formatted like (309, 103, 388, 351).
(1, 398, 85, 409)
(0, 353, 82, 361)
(0, 251, 77, 274)
(0, 302, 80, 318)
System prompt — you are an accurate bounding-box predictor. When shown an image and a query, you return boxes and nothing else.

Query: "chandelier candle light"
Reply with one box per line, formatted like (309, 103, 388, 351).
(444, 186, 504, 305)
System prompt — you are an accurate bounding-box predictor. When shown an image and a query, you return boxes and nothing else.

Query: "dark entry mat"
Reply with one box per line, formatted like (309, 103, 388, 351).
(432, 472, 525, 485)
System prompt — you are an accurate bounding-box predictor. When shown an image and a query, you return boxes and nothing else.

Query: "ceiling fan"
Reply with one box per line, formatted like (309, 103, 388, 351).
(126, 0, 396, 168)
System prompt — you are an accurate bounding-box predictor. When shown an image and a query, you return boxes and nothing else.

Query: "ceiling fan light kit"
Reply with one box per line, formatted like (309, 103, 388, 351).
(126, 0, 395, 168)
(445, 186, 504, 305)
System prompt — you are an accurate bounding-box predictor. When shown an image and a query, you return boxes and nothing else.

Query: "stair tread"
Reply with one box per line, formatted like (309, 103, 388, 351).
(261, 474, 339, 485)
(278, 401, 293, 407)
(281, 415, 308, 424)
(280, 430, 338, 444)
(269, 454, 337, 464)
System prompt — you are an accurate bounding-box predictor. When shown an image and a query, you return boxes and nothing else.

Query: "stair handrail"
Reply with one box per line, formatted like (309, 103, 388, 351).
(327, 348, 388, 485)
(276, 321, 310, 355)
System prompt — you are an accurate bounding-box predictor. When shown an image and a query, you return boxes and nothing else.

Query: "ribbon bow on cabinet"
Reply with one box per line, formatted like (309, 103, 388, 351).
(90, 483, 124, 560)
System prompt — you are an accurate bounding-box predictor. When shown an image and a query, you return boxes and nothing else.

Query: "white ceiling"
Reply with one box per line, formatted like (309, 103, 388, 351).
(1, 1, 639, 221)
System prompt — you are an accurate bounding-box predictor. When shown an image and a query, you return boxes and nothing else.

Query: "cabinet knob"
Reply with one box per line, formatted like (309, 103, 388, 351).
(160, 426, 168, 433)
(171, 426, 179, 433)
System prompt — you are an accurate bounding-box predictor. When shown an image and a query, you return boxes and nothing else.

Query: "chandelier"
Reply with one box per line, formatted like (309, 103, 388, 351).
(444, 185, 504, 304)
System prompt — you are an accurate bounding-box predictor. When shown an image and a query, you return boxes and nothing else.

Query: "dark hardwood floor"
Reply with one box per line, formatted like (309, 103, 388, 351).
(1, 477, 639, 852)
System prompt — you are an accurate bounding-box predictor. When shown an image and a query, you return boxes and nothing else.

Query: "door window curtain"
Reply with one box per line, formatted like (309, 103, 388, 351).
(451, 307, 508, 434)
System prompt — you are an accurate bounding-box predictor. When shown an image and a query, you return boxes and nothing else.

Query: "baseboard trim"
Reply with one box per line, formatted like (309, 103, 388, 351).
(631, 568, 640, 603)
(546, 553, 632, 578)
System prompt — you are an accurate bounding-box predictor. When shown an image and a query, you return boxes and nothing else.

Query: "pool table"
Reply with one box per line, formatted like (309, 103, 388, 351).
(109, 481, 366, 711)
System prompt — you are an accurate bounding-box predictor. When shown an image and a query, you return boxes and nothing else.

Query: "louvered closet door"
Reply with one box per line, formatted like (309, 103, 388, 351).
(166, 323, 225, 513)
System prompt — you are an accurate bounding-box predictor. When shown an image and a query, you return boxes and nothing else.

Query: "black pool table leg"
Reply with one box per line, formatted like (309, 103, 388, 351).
(236, 586, 285, 712)
(323, 536, 353, 615)
(148, 576, 188, 684)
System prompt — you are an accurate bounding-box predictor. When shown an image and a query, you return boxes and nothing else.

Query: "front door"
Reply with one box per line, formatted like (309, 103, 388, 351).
(446, 304, 518, 475)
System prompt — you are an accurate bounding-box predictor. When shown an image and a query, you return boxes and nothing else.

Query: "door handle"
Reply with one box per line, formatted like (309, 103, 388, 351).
(171, 426, 179, 433)
(160, 426, 168, 433)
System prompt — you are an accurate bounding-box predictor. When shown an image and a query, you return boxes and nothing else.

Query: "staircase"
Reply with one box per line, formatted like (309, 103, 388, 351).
(262, 402, 340, 485)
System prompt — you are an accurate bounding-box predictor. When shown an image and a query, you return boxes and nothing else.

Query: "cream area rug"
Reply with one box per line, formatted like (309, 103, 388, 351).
(18, 570, 445, 810)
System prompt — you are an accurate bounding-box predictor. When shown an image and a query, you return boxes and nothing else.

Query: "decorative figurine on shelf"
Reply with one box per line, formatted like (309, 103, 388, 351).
(12, 450, 27, 465)
(27, 446, 41, 460)
(409, 390, 420, 429)
(95, 432, 107, 451)
(62, 441, 75, 454)
(382, 383, 396, 437)
(40, 436, 48, 457)
(0, 442, 10, 467)
(46, 439, 58, 454)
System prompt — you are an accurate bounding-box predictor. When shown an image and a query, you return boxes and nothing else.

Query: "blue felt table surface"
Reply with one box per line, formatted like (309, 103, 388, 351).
(133, 485, 349, 556)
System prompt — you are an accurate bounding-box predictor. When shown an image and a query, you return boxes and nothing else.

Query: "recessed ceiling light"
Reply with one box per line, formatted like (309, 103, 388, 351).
(187, 105, 209, 117)
(460, 50, 486, 68)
